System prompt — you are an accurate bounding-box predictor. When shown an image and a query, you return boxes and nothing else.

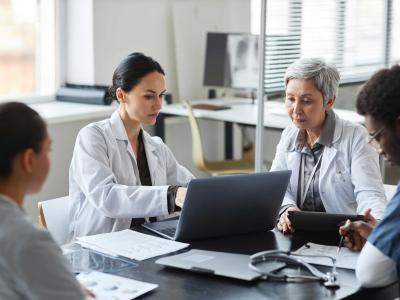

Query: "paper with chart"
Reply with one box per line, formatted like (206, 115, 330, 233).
(77, 229, 189, 261)
(292, 242, 359, 270)
(77, 271, 157, 300)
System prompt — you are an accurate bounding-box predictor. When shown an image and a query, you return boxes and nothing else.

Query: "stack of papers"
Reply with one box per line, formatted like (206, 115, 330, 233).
(292, 242, 360, 270)
(77, 229, 189, 261)
(77, 271, 157, 300)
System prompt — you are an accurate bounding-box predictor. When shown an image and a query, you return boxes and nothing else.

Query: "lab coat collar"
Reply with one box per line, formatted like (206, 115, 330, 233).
(286, 110, 341, 152)
(110, 111, 137, 161)
(318, 112, 341, 179)
(142, 131, 159, 185)
(286, 111, 342, 182)
(110, 110, 129, 141)
(109, 111, 159, 154)
(110, 110, 159, 183)
(330, 112, 343, 145)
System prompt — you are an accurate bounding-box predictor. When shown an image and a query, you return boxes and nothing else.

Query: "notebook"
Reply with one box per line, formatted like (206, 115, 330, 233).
(143, 170, 291, 242)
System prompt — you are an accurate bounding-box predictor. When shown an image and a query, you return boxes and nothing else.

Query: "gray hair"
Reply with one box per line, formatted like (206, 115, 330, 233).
(284, 58, 340, 104)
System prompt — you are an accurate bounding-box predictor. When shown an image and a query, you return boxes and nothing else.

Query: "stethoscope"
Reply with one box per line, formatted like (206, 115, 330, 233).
(248, 250, 340, 289)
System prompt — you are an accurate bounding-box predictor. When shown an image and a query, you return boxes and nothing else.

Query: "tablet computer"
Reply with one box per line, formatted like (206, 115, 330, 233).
(287, 211, 365, 232)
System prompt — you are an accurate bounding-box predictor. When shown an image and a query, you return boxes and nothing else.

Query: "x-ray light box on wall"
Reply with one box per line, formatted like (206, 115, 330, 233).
(203, 32, 259, 90)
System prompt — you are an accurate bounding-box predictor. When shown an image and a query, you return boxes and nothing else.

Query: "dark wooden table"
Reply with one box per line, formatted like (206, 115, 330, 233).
(68, 227, 398, 299)
(104, 228, 367, 300)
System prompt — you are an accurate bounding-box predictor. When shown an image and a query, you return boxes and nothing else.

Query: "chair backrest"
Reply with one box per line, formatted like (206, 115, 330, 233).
(38, 196, 69, 245)
(185, 101, 207, 171)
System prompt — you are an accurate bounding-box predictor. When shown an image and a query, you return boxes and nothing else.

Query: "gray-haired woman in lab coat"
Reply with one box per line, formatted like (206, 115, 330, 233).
(68, 53, 194, 241)
(272, 58, 387, 234)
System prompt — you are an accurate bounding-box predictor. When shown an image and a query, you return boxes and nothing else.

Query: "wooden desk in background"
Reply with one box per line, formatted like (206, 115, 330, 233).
(156, 98, 364, 159)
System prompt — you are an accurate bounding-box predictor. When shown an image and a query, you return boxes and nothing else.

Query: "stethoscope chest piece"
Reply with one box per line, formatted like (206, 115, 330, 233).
(323, 271, 340, 289)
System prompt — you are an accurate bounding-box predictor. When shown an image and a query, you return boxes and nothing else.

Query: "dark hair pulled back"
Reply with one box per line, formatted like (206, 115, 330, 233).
(109, 52, 165, 100)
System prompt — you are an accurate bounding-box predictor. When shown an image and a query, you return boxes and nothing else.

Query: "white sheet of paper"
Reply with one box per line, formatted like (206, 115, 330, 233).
(292, 242, 359, 270)
(77, 271, 157, 300)
(77, 229, 189, 260)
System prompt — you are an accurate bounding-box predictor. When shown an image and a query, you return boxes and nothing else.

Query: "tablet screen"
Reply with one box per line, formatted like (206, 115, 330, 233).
(287, 211, 365, 233)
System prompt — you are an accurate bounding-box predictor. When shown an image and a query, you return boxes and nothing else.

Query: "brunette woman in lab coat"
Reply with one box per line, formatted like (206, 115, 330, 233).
(68, 53, 194, 241)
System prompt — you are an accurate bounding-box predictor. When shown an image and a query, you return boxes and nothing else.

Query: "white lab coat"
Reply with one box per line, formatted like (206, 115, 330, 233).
(270, 112, 387, 219)
(68, 111, 194, 241)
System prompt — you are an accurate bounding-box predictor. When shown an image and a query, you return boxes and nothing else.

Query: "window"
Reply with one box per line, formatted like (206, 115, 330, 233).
(0, 0, 56, 101)
(251, 0, 400, 93)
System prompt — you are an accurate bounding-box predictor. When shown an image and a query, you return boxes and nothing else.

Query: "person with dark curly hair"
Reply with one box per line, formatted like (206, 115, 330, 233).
(339, 64, 400, 287)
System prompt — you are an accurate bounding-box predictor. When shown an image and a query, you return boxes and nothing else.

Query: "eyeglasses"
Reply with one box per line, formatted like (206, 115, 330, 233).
(367, 125, 385, 149)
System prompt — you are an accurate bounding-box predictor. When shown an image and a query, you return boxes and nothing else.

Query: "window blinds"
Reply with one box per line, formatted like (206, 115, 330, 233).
(251, 0, 400, 94)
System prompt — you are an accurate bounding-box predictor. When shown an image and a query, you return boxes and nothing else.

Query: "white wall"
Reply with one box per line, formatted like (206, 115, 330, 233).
(65, 0, 251, 101)
(92, 0, 179, 97)
(65, 0, 94, 85)
(172, 0, 251, 100)
(25, 0, 251, 221)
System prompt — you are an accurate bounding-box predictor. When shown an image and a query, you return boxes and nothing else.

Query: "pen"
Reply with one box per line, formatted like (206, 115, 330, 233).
(337, 235, 345, 255)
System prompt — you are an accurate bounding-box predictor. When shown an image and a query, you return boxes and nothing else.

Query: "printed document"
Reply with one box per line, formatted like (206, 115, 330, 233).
(292, 242, 359, 270)
(77, 271, 157, 300)
(76, 229, 189, 261)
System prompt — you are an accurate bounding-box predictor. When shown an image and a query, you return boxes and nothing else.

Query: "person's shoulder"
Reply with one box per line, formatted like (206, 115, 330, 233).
(0, 206, 53, 252)
(336, 115, 366, 133)
(281, 123, 298, 137)
(77, 118, 110, 142)
(278, 124, 299, 150)
(143, 130, 165, 146)
(334, 115, 367, 145)
(82, 118, 109, 134)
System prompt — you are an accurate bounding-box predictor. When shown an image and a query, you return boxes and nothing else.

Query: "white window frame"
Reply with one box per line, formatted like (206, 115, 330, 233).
(0, 0, 56, 103)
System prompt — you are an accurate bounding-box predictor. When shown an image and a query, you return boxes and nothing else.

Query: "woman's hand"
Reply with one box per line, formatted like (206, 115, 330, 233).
(339, 219, 374, 251)
(83, 287, 96, 299)
(175, 187, 187, 208)
(277, 206, 301, 234)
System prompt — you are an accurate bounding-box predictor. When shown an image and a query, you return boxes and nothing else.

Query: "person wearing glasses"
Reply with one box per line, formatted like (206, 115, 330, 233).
(339, 65, 400, 287)
(0, 103, 88, 299)
(272, 58, 387, 234)
(68, 53, 194, 241)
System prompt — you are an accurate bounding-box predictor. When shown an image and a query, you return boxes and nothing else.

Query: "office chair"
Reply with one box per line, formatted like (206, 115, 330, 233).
(184, 101, 254, 176)
(38, 196, 70, 245)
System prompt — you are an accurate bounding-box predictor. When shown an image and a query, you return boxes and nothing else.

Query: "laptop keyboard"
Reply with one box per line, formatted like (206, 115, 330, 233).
(159, 227, 176, 237)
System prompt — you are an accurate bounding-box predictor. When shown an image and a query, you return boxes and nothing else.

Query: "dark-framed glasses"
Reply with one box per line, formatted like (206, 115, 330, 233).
(367, 126, 385, 149)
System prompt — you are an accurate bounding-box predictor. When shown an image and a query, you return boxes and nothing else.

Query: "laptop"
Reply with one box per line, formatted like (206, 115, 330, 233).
(142, 170, 291, 242)
(156, 249, 286, 281)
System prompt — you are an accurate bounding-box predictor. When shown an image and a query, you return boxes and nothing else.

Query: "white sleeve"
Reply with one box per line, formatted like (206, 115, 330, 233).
(351, 126, 387, 219)
(270, 128, 297, 207)
(356, 241, 398, 288)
